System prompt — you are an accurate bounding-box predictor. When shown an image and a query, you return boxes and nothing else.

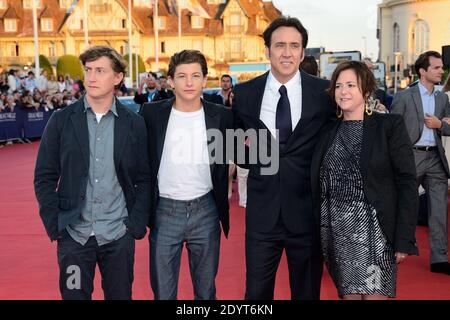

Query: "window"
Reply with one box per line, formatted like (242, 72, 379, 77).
(191, 16, 204, 29)
(134, 0, 152, 7)
(192, 39, 203, 52)
(23, 0, 42, 9)
(160, 41, 166, 54)
(158, 17, 166, 29)
(122, 19, 127, 29)
(231, 39, 241, 53)
(412, 20, 429, 59)
(41, 18, 53, 32)
(230, 13, 241, 26)
(69, 10, 81, 29)
(393, 23, 400, 53)
(4, 19, 17, 32)
(9, 44, 19, 57)
(0, 0, 7, 9)
(48, 43, 56, 57)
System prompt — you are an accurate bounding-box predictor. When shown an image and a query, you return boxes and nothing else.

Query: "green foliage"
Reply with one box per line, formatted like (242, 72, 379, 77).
(123, 53, 146, 82)
(56, 55, 84, 80)
(36, 55, 54, 77)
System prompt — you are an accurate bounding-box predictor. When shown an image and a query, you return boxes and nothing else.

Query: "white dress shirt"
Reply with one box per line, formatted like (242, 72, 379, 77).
(260, 70, 302, 138)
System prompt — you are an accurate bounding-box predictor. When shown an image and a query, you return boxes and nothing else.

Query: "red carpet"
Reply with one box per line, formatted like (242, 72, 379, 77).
(0, 142, 449, 300)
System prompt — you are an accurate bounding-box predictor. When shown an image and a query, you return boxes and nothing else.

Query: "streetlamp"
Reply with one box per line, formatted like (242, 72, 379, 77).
(362, 36, 367, 58)
(394, 52, 402, 94)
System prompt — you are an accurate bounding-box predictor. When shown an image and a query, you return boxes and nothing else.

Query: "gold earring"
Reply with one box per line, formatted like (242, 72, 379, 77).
(365, 102, 373, 116)
(336, 107, 343, 118)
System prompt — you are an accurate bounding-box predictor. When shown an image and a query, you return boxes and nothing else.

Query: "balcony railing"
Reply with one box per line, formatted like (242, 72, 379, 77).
(224, 25, 245, 34)
(224, 52, 246, 62)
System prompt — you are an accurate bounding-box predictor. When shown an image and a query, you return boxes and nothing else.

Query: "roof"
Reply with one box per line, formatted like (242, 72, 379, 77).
(0, 0, 280, 38)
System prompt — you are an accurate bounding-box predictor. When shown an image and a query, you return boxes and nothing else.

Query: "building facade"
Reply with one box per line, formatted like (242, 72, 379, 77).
(378, 0, 450, 74)
(0, 0, 280, 78)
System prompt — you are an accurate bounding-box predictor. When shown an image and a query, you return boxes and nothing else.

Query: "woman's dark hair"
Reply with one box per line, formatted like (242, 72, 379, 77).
(168, 50, 208, 78)
(300, 56, 319, 76)
(328, 60, 377, 102)
(263, 16, 308, 49)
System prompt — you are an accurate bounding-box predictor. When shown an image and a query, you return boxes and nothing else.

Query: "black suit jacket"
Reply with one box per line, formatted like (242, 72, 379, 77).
(134, 90, 173, 105)
(140, 98, 233, 237)
(311, 113, 419, 255)
(203, 93, 224, 106)
(233, 71, 335, 235)
(34, 97, 151, 241)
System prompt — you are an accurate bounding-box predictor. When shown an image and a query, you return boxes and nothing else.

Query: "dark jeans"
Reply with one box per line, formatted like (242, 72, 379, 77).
(245, 218, 323, 300)
(150, 191, 221, 300)
(57, 229, 135, 300)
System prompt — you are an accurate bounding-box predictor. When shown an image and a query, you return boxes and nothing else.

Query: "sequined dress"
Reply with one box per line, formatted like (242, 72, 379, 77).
(320, 120, 397, 297)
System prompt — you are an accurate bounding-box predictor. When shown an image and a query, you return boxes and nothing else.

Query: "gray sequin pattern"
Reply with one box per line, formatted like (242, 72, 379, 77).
(320, 120, 396, 298)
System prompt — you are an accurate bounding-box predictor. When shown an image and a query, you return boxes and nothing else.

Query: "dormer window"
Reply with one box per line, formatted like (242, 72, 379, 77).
(4, 19, 17, 32)
(191, 16, 204, 29)
(41, 18, 53, 32)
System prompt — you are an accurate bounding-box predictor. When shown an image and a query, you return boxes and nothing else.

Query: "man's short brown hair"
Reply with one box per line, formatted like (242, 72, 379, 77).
(79, 45, 127, 87)
(168, 50, 208, 78)
(414, 51, 442, 76)
(328, 60, 377, 102)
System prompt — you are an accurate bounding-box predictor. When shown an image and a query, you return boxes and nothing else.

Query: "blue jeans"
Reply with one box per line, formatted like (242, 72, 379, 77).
(150, 191, 221, 300)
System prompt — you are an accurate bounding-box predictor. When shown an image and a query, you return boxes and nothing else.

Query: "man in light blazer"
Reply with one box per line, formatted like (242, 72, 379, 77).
(391, 51, 450, 275)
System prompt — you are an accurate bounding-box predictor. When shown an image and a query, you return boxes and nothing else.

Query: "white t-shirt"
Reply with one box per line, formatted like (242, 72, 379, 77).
(158, 107, 213, 201)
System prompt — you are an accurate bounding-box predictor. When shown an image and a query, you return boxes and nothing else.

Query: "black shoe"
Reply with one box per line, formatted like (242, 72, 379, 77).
(430, 262, 450, 275)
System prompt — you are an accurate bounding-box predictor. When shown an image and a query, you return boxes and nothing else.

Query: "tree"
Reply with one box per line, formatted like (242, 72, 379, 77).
(35, 55, 54, 77)
(123, 53, 146, 82)
(56, 55, 84, 80)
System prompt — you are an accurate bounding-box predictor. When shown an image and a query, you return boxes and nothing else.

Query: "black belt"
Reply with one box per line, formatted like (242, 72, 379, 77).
(413, 146, 437, 151)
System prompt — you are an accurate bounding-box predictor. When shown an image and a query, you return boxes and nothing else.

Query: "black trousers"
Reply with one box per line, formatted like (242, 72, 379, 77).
(245, 218, 323, 300)
(57, 229, 135, 300)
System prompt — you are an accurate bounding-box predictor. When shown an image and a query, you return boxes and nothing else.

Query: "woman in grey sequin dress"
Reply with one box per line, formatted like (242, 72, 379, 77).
(311, 61, 419, 300)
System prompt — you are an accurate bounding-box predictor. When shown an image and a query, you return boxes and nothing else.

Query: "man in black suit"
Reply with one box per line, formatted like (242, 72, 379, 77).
(134, 72, 160, 105)
(203, 91, 224, 105)
(34, 46, 151, 299)
(140, 50, 232, 299)
(233, 16, 335, 300)
(157, 75, 175, 100)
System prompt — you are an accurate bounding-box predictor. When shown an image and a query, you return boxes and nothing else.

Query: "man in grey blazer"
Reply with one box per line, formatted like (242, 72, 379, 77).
(391, 51, 450, 275)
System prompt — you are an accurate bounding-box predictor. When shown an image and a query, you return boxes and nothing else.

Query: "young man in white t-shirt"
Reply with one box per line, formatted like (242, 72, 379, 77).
(140, 50, 233, 300)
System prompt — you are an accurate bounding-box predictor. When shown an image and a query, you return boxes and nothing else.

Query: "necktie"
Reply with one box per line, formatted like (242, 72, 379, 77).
(276, 85, 292, 148)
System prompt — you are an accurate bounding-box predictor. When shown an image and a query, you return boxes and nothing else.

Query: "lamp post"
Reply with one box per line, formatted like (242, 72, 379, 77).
(394, 52, 402, 94)
(362, 36, 367, 58)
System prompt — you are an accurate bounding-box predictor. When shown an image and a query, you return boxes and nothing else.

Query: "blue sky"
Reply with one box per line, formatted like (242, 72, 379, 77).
(269, 0, 383, 60)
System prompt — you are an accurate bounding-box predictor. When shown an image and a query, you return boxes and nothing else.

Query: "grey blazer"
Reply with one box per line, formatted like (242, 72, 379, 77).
(391, 85, 450, 177)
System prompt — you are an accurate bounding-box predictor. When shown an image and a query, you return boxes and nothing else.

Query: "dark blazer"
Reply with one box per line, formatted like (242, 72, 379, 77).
(233, 70, 336, 235)
(391, 85, 450, 177)
(203, 93, 224, 106)
(134, 90, 173, 105)
(34, 97, 151, 241)
(311, 113, 419, 255)
(140, 98, 233, 237)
